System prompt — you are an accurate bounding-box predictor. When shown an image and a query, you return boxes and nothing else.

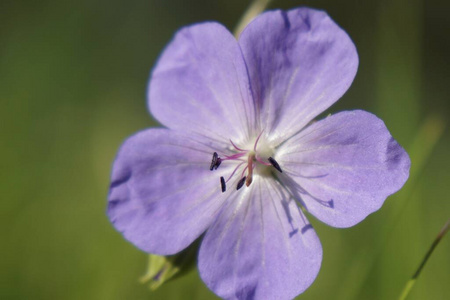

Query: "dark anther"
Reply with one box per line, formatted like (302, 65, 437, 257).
(210, 152, 219, 171)
(237, 176, 247, 190)
(268, 157, 282, 173)
(220, 177, 226, 192)
(214, 158, 222, 170)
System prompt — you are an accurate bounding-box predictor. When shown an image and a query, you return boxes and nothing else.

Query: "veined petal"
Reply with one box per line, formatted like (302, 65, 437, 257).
(149, 22, 257, 145)
(198, 177, 322, 300)
(276, 110, 411, 228)
(239, 8, 358, 145)
(108, 129, 231, 255)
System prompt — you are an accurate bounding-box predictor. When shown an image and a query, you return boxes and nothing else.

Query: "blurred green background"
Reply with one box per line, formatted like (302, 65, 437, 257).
(1, 0, 449, 299)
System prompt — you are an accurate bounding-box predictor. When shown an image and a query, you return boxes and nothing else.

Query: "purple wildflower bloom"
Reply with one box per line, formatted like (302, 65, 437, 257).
(108, 7, 410, 300)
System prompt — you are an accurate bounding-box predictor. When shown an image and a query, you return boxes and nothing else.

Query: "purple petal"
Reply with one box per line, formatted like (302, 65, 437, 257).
(198, 177, 322, 300)
(108, 129, 231, 255)
(239, 8, 358, 144)
(149, 22, 257, 145)
(276, 110, 411, 228)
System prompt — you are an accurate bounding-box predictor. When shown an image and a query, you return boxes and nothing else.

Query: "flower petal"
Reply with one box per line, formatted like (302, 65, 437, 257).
(276, 110, 411, 228)
(198, 177, 322, 300)
(108, 129, 231, 255)
(149, 22, 257, 145)
(239, 8, 358, 144)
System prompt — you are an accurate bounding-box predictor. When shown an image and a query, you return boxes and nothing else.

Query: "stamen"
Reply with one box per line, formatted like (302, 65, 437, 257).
(230, 139, 246, 152)
(268, 157, 283, 173)
(210, 152, 222, 170)
(226, 161, 246, 183)
(246, 154, 254, 186)
(241, 165, 249, 178)
(223, 152, 247, 160)
(220, 176, 226, 192)
(255, 155, 271, 166)
(253, 130, 265, 151)
(210, 152, 218, 171)
(214, 158, 222, 170)
(237, 176, 246, 190)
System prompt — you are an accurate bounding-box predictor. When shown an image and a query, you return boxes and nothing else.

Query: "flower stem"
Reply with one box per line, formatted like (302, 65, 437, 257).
(234, 0, 273, 38)
(398, 219, 450, 300)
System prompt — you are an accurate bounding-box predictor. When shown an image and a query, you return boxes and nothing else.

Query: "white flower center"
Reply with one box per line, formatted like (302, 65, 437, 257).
(210, 131, 282, 192)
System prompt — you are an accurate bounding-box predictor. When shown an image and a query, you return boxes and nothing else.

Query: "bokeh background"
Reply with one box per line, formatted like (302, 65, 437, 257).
(1, 0, 449, 299)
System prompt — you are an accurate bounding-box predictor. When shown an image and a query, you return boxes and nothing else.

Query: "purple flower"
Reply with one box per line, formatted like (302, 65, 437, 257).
(108, 7, 410, 300)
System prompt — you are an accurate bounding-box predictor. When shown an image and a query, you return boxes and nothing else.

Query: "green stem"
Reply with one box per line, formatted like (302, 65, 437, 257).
(398, 219, 450, 300)
(234, 0, 273, 38)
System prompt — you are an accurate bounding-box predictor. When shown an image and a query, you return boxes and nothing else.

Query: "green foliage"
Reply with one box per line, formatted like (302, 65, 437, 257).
(1, 0, 449, 299)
